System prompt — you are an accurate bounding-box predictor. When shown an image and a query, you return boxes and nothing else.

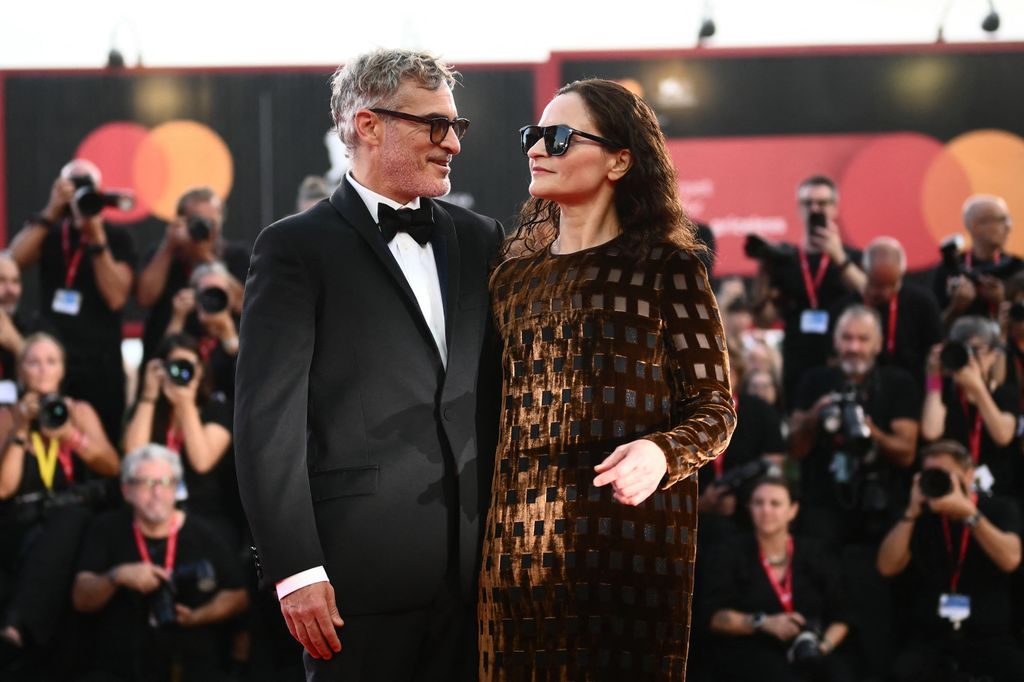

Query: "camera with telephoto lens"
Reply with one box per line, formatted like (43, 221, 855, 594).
(164, 359, 196, 387)
(148, 559, 217, 628)
(38, 393, 70, 430)
(715, 459, 771, 494)
(940, 234, 1024, 284)
(787, 619, 825, 667)
(919, 468, 955, 499)
(196, 286, 229, 314)
(820, 384, 890, 514)
(939, 342, 972, 372)
(4, 479, 111, 525)
(744, 234, 796, 264)
(70, 175, 134, 218)
(187, 215, 213, 241)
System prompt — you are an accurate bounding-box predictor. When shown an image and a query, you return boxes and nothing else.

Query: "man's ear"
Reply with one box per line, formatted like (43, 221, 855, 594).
(352, 110, 383, 148)
(608, 148, 633, 182)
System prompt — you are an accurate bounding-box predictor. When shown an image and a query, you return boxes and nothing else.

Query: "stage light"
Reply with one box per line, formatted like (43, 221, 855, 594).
(697, 0, 716, 46)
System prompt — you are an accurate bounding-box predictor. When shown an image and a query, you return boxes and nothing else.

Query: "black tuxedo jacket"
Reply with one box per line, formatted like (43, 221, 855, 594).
(235, 179, 502, 615)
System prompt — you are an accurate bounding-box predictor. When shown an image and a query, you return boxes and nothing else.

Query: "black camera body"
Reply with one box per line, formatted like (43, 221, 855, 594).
(715, 459, 771, 494)
(187, 216, 213, 241)
(787, 619, 825, 667)
(39, 393, 70, 430)
(5, 479, 111, 525)
(744, 235, 796, 264)
(820, 384, 892, 516)
(148, 560, 218, 628)
(939, 342, 972, 372)
(940, 234, 1024, 284)
(196, 286, 229, 314)
(919, 468, 954, 499)
(165, 359, 196, 387)
(820, 386, 872, 460)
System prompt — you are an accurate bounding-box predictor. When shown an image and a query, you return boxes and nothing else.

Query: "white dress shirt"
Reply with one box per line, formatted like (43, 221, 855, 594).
(276, 174, 448, 600)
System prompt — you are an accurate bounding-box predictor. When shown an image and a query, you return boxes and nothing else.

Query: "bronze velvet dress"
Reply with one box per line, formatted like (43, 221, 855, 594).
(479, 237, 736, 681)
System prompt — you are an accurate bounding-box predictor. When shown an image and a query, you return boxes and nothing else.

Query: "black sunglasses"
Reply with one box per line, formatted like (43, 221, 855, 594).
(370, 108, 470, 145)
(519, 124, 623, 156)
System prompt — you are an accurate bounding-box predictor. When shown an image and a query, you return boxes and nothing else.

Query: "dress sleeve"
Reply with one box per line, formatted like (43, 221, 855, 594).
(643, 247, 737, 487)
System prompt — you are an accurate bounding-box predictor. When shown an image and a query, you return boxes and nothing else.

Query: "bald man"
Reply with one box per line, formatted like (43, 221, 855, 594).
(933, 195, 1021, 328)
(831, 237, 942, 388)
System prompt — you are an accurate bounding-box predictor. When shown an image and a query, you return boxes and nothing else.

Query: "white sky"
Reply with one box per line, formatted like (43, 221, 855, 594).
(3, 0, 1023, 69)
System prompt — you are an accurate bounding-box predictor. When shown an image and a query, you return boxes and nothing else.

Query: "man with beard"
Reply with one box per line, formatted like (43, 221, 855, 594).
(788, 305, 922, 676)
(235, 49, 503, 680)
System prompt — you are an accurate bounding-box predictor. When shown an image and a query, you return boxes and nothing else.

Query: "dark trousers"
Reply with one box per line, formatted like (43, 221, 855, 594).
(303, 578, 473, 682)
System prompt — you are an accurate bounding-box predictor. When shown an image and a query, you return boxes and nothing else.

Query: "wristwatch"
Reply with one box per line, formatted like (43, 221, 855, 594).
(964, 512, 983, 529)
(749, 612, 766, 630)
(85, 243, 109, 257)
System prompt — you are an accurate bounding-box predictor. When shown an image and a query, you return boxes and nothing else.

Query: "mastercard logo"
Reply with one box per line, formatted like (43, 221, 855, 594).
(838, 128, 1024, 270)
(75, 120, 233, 223)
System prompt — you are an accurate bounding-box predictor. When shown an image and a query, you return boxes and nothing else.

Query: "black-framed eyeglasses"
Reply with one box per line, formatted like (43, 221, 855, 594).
(519, 124, 624, 157)
(369, 108, 470, 145)
(129, 475, 178, 491)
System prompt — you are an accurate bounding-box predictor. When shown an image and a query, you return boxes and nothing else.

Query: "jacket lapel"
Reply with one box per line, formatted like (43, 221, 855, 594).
(426, 199, 460, 362)
(329, 179, 443, 368)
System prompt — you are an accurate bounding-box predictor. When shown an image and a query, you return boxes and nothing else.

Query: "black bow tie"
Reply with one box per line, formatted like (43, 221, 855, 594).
(378, 203, 435, 246)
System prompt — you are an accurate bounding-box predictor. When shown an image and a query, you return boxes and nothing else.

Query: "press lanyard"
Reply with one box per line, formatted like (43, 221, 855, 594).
(30, 431, 74, 490)
(759, 536, 795, 613)
(133, 518, 179, 573)
(941, 496, 977, 593)
(957, 389, 984, 464)
(198, 336, 219, 364)
(886, 296, 898, 355)
(61, 221, 87, 289)
(165, 426, 183, 454)
(798, 249, 830, 310)
(713, 394, 739, 479)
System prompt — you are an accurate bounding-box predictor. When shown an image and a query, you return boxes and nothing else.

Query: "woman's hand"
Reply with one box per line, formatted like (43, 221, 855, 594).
(762, 612, 805, 642)
(593, 440, 668, 506)
(142, 359, 164, 400)
(12, 392, 40, 430)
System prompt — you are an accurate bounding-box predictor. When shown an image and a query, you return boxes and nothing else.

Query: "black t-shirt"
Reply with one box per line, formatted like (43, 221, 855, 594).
(940, 379, 1020, 495)
(899, 495, 1020, 637)
(139, 241, 250, 362)
(75, 506, 244, 679)
(0, 310, 30, 382)
(793, 365, 921, 511)
(765, 245, 861, 405)
(700, 392, 785, 495)
(703, 535, 848, 659)
(36, 220, 137, 356)
(931, 251, 1024, 318)
(831, 283, 942, 390)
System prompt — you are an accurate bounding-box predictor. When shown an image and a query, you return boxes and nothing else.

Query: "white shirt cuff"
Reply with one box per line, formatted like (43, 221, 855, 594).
(275, 566, 330, 600)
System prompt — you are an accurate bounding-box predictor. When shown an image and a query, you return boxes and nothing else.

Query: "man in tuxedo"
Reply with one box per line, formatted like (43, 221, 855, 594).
(235, 48, 503, 681)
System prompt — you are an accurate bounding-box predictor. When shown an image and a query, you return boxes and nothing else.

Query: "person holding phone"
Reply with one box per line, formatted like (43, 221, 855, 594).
(749, 176, 866, 409)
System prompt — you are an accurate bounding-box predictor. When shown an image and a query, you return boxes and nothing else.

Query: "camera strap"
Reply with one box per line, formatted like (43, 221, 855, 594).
(133, 519, 179, 573)
(61, 222, 87, 289)
(30, 431, 74, 490)
(957, 391, 984, 464)
(197, 336, 219, 364)
(941, 497, 976, 593)
(165, 426, 184, 455)
(759, 536, 795, 613)
(886, 296, 898, 355)
(798, 249, 830, 310)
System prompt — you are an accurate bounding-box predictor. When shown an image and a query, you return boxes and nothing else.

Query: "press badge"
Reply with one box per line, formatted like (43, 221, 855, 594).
(974, 464, 995, 494)
(51, 288, 82, 316)
(939, 593, 971, 629)
(800, 309, 829, 334)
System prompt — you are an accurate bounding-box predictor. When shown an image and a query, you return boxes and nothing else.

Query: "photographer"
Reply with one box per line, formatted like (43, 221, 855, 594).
(9, 159, 137, 443)
(749, 175, 865, 408)
(0, 252, 26, 383)
(878, 440, 1024, 682)
(831, 237, 942, 388)
(164, 262, 239, 398)
(123, 334, 235, 538)
(0, 332, 118, 673)
(135, 187, 248, 364)
(705, 477, 854, 682)
(932, 194, 1021, 329)
(72, 444, 247, 682)
(922, 316, 1018, 496)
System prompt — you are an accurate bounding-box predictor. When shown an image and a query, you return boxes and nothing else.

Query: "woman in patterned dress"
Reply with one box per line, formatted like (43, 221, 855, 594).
(478, 79, 736, 681)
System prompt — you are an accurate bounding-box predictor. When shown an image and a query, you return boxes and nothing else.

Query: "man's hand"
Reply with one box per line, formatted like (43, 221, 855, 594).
(950, 276, 978, 312)
(907, 472, 926, 520)
(43, 176, 75, 222)
(111, 562, 169, 594)
(171, 288, 196, 321)
(809, 220, 845, 262)
(164, 218, 191, 253)
(977, 274, 1005, 308)
(698, 482, 737, 516)
(175, 603, 203, 627)
(280, 582, 344, 660)
(952, 356, 987, 399)
(762, 612, 806, 642)
(927, 469, 977, 521)
(593, 439, 668, 506)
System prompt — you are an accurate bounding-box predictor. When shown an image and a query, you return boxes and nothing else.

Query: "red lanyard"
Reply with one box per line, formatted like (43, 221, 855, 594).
(759, 536, 795, 613)
(886, 295, 898, 355)
(133, 519, 179, 573)
(713, 394, 739, 478)
(941, 495, 977, 593)
(957, 389, 984, 464)
(165, 425, 183, 454)
(61, 221, 87, 289)
(798, 249, 830, 310)
(198, 336, 219, 364)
